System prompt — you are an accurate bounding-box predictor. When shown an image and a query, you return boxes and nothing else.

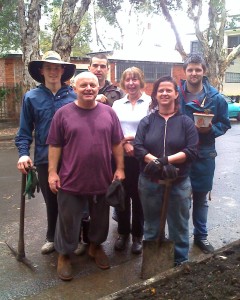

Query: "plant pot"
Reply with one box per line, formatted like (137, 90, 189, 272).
(193, 113, 214, 127)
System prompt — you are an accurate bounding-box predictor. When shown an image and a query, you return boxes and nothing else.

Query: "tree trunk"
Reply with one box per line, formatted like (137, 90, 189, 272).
(52, 0, 91, 61)
(158, 0, 240, 90)
(18, 0, 41, 91)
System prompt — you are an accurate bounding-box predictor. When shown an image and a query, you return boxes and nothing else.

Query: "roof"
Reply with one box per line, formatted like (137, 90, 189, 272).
(3, 47, 184, 65)
(109, 47, 183, 63)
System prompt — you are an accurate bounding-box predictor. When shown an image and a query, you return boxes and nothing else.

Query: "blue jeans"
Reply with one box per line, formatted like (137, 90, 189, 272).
(192, 191, 209, 240)
(138, 174, 191, 264)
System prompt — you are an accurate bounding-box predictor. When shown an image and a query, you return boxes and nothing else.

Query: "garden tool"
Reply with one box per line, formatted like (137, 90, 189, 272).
(141, 179, 175, 279)
(6, 168, 39, 271)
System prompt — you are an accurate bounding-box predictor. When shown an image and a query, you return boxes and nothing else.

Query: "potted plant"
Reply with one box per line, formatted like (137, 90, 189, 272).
(193, 109, 214, 127)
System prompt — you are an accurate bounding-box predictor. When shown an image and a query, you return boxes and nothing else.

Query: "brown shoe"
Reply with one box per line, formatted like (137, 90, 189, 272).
(89, 243, 110, 270)
(57, 254, 73, 281)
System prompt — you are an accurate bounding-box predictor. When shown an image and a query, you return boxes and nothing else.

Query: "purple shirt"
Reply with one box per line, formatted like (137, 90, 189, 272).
(47, 102, 124, 195)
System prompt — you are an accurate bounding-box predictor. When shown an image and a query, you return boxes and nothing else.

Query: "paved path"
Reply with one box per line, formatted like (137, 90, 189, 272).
(0, 122, 239, 299)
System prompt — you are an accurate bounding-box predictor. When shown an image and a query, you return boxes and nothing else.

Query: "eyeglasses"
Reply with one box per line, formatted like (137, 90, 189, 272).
(91, 64, 107, 69)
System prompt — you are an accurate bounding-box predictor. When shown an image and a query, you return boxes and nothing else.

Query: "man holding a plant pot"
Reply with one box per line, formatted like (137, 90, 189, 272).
(179, 54, 231, 254)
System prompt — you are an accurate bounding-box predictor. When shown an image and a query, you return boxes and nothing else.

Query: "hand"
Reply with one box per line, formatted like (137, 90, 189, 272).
(144, 157, 168, 179)
(113, 168, 125, 181)
(48, 172, 61, 194)
(197, 123, 212, 134)
(123, 142, 134, 157)
(96, 94, 108, 104)
(17, 155, 33, 174)
(162, 164, 178, 180)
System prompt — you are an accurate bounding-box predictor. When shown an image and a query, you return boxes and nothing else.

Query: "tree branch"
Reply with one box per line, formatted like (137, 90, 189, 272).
(158, 0, 187, 59)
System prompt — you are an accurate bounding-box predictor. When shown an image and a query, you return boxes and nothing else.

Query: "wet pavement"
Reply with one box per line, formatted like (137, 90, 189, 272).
(0, 122, 240, 299)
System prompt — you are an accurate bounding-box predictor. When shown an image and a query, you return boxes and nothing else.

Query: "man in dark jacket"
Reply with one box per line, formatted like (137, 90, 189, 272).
(179, 54, 231, 254)
(88, 53, 125, 106)
(15, 51, 76, 255)
(88, 53, 125, 223)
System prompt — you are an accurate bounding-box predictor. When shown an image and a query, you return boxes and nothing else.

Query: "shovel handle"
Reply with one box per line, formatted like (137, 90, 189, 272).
(159, 180, 172, 242)
(17, 173, 27, 259)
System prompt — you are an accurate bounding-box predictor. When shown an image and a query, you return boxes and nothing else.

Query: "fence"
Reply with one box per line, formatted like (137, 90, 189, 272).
(0, 84, 23, 123)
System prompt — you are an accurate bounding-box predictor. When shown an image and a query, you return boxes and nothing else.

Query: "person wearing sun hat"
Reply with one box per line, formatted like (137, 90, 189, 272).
(15, 51, 77, 255)
(28, 51, 76, 85)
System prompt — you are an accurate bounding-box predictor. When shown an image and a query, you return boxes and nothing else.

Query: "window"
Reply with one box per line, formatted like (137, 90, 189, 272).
(116, 62, 172, 82)
(75, 68, 88, 76)
(190, 41, 203, 54)
(228, 35, 240, 49)
(225, 72, 240, 83)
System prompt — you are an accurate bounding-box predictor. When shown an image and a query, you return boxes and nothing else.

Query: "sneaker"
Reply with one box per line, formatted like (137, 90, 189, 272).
(41, 241, 55, 254)
(131, 237, 143, 254)
(194, 239, 214, 254)
(74, 242, 87, 256)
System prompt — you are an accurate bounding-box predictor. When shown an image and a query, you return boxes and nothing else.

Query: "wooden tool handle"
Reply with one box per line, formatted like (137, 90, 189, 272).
(17, 173, 27, 259)
(159, 180, 172, 242)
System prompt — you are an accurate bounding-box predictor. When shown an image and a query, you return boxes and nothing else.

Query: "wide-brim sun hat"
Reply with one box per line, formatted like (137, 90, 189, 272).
(28, 51, 76, 83)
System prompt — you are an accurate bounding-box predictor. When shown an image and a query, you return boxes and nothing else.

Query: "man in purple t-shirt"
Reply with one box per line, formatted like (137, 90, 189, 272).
(47, 72, 125, 281)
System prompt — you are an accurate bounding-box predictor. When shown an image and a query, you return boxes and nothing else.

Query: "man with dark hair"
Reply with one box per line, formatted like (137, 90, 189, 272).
(179, 54, 231, 254)
(88, 53, 125, 224)
(88, 53, 125, 106)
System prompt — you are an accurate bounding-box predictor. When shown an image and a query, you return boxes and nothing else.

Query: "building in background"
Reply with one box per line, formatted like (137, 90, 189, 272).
(1, 36, 240, 122)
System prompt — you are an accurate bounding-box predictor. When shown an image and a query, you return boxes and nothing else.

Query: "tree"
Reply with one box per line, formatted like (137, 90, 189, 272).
(40, 6, 92, 57)
(18, 0, 42, 89)
(52, 0, 91, 61)
(71, 13, 92, 56)
(94, 0, 155, 50)
(17, 0, 91, 89)
(0, 0, 21, 55)
(156, 0, 240, 90)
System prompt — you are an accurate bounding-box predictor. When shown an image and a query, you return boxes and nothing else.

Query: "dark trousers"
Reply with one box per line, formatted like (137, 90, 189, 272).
(36, 164, 58, 242)
(117, 156, 144, 238)
(55, 190, 110, 254)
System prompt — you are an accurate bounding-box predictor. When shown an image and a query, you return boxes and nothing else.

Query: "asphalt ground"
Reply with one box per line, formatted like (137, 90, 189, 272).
(0, 121, 239, 299)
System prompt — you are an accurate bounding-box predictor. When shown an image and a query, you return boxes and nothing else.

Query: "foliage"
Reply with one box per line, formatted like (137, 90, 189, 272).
(51, 0, 91, 60)
(0, 84, 23, 103)
(0, 84, 23, 121)
(94, 0, 157, 50)
(1, 0, 239, 91)
(129, 0, 182, 12)
(0, 0, 92, 57)
(44, 1, 92, 56)
(40, 31, 52, 53)
(152, 0, 240, 90)
(0, 0, 21, 55)
(96, 0, 122, 26)
(94, 0, 239, 89)
(0, 87, 9, 103)
(71, 13, 92, 56)
(226, 15, 240, 29)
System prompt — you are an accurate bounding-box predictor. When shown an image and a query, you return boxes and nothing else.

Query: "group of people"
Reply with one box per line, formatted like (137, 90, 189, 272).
(15, 51, 230, 281)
